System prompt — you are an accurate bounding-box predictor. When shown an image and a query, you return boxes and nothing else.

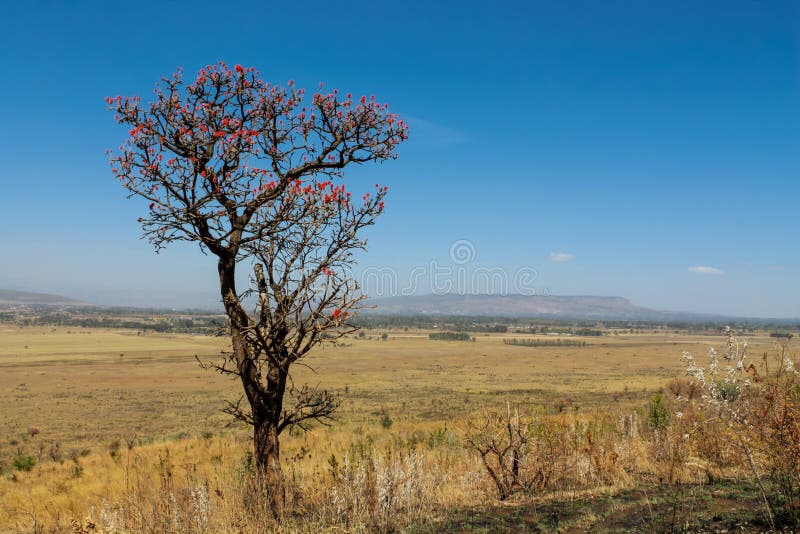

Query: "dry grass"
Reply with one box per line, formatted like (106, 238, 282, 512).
(0, 326, 786, 532)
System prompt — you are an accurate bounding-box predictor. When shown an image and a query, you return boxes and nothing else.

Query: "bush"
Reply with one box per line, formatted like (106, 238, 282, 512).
(648, 392, 670, 431)
(464, 404, 625, 501)
(380, 412, 393, 429)
(464, 404, 530, 500)
(754, 352, 800, 526)
(682, 327, 800, 528)
(13, 455, 35, 472)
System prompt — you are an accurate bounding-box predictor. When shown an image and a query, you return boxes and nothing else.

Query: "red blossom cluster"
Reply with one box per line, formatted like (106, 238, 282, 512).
(107, 62, 406, 217)
(282, 179, 357, 207)
(331, 308, 349, 320)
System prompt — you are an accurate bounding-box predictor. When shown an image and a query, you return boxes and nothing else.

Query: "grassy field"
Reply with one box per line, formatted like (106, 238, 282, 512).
(0, 326, 730, 456)
(0, 326, 789, 532)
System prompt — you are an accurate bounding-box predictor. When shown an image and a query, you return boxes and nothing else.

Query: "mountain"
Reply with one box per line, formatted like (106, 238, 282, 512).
(0, 289, 93, 307)
(367, 294, 726, 321)
(1, 288, 792, 323)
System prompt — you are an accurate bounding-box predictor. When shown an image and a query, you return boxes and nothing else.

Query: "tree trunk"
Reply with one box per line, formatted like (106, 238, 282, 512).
(217, 255, 287, 520)
(254, 415, 285, 519)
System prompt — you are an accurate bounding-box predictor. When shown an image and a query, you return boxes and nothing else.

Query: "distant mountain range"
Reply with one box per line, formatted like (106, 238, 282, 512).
(0, 289, 795, 323)
(0, 289, 92, 307)
(367, 294, 752, 322)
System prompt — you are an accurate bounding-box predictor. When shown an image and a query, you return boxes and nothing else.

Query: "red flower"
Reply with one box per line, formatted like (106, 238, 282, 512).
(332, 308, 341, 319)
(234, 64, 245, 74)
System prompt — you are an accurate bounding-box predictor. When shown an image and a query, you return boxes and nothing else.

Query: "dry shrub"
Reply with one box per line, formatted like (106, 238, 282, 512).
(680, 329, 800, 529)
(553, 396, 574, 413)
(99, 448, 218, 534)
(318, 447, 432, 531)
(464, 405, 628, 500)
(662, 378, 742, 481)
(666, 376, 702, 401)
(463, 404, 530, 500)
(543, 416, 625, 489)
(648, 406, 693, 484)
(689, 410, 743, 479)
(646, 389, 738, 484)
(753, 344, 800, 525)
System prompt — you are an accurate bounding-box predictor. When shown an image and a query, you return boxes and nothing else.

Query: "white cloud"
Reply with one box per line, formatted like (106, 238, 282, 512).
(549, 252, 574, 263)
(688, 265, 724, 275)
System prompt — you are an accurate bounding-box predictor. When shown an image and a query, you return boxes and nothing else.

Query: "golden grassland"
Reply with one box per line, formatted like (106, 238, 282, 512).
(0, 326, 787, 532)
(0, 326, 726, 455)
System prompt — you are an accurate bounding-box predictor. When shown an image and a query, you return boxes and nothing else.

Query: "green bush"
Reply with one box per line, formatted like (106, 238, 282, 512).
(380, 412, 393, 429)
(647, 392, 670, 430)
(13, 455, 36, 472)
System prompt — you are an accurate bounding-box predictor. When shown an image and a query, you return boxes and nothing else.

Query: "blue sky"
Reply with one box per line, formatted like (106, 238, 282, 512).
(0, 0, 798, 317)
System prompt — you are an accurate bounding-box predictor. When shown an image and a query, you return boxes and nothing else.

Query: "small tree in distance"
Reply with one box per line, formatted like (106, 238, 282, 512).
(107, 62, 408, 518)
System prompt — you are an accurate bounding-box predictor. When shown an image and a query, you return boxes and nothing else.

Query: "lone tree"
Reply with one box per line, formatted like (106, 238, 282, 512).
(107, 63, 407, 517)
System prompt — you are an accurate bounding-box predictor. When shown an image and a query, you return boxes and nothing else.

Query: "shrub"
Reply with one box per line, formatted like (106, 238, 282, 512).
(427, 425, 457, 448)
(13, 455, 35, 472)
(380, 412, 393, 429)
(753, 343, 800, 526)
(648, 392, 670, 431)
(463, 404, 530, 500)
(666, 377, 701, 400)
(681, 327, 796, 529)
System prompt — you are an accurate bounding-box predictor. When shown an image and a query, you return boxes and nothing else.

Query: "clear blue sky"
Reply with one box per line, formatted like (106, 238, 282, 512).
(0, 0, 797, 317)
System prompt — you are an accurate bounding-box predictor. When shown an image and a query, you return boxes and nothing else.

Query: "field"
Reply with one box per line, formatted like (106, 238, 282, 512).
(0, 325, 793, 532)
(0, 326, 710, 457)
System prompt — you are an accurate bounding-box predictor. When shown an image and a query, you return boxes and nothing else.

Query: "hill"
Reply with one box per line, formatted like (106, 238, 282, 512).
(0, 289, 92, 307)
(367, 293, 729, 321)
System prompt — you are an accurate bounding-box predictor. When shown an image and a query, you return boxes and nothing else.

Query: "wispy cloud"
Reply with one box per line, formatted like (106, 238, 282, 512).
(403, 114, 468, 145)
(549, 252, 574, 263)
(688, 265, 724, 275)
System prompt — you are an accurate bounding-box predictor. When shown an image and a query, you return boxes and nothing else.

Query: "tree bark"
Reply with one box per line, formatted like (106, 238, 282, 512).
(218, 256, 288, 520)
(254, 414, 285, 519)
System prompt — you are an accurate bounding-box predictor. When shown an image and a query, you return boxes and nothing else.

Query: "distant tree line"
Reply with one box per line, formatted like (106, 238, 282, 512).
(349, 315, 800, 333)
(5, 309, 226, 334)
(4, 307, 798, 337)
(514, 326, 602, 336)
(469, 324, 509, 333)
(503, 338, 587, 348)
(574, 328, 602, 336)
(429, 332, 474, 341)
(355, 316, 509, 332)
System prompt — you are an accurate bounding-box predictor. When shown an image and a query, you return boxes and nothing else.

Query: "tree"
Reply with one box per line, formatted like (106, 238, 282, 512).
(107, 62, 408, 518)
